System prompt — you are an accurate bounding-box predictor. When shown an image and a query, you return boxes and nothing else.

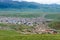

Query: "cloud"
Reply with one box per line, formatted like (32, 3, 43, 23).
(13, 0, 60, 4)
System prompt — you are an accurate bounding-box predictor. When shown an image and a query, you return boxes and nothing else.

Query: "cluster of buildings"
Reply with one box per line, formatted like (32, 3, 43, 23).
(0, 16, 56, 34)
(0, 16, 48, 26)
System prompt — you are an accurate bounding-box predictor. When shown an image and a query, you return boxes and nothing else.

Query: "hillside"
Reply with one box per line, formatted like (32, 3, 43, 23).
(0, 1, 60, 12)
(0, 0, 60, 40)
(0, 1, 40, 9)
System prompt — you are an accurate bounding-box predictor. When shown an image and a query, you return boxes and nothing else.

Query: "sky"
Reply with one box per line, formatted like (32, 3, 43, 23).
(13, 0, 60, 4)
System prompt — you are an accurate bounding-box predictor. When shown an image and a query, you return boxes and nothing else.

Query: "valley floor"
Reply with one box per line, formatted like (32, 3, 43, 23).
(0, 30, 60, 40)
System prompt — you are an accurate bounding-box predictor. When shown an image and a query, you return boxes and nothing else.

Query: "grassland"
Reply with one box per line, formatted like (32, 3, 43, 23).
(0, 30, 60, 40)
(0, 10, 60, 20)
(0, 23, 33, 32)
(45, 13, 60, 20)
(0, 11, 44, 18)
(0, 23, 60, 40)
(0, 10, 60, 40)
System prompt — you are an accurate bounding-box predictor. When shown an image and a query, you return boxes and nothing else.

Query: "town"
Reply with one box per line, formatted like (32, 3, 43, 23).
(0, 16, 53, 26)
(0, 16, 58, 34)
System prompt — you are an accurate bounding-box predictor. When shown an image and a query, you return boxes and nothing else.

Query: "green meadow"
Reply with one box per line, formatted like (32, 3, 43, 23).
(0, 30, 60, 40)
(0, 10, 60, 20)
(0, 11, 43, 18)
(45, 13, 60, 20)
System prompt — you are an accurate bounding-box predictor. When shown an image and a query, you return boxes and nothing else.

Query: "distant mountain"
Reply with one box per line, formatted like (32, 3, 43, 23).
(0, 1, 40, 9)
(0, 0, 12, 2)
(0, 0, 60, 12)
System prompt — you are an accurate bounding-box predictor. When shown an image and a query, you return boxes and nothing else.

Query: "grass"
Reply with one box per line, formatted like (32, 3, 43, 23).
(0, 23, 33, 32)
(0, 30, 20, 36)
(0, 21, 60, 40)
(0, 30, 60, 40)
(0, 10, 60, 19)
(45, 13, 60, 20)
(0, 23, 59, 40)
(0, 11, 43, 18)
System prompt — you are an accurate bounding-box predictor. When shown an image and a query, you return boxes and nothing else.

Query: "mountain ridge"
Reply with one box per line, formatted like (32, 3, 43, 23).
(0, 1, 60, 12)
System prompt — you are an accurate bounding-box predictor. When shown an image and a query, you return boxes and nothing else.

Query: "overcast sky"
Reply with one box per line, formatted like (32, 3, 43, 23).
(13, 0, 60, 4)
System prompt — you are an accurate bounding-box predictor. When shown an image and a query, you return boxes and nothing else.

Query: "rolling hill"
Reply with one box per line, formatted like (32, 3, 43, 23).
(0, 0, 60, 20)
(0, 0, 60, 12)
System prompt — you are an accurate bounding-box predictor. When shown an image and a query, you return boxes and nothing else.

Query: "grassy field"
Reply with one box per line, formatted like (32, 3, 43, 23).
(45, 13, 60, 20)
(0, 11, 44, 18)
(0, 23, 33, 32)
(0, 30, 60, 40)
(0, 11, 60, 19)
